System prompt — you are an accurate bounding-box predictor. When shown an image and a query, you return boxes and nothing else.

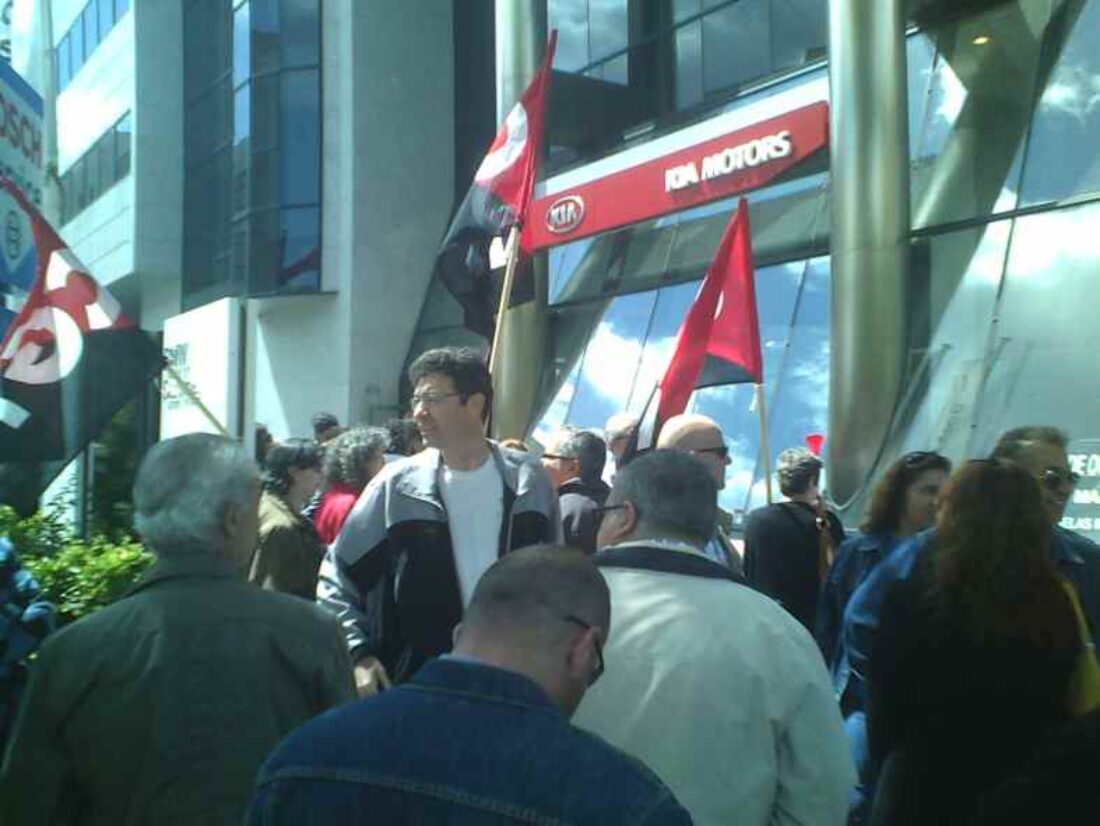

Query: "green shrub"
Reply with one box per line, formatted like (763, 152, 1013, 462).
(0, 505, 154, 625)
(24, 538, 154, 625)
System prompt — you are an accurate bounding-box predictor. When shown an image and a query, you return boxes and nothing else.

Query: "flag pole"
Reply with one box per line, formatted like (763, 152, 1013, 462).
(487, 224, 522, 377)
(755, 383, 773, 503)
(162, 363, 230, 437)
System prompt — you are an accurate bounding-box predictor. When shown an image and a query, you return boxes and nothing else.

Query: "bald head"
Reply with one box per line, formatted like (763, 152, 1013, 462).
(657, 414, 730, 489)
(454, 545, 609, 716)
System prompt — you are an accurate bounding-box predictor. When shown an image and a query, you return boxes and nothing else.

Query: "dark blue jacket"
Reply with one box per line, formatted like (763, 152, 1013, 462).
(844, 526, 1100, 709)
(815, 532, 899, 705)
(248, 657, 692, 825)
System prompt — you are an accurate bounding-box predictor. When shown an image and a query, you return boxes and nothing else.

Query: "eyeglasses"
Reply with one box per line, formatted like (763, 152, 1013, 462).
(595, 502, 629, 524)
(541, 453, 576, 462)
(410, 391, 461, 408)
(563, 614, 604, 686)
(691, 445, 730, 459)
(1040, 467, 1080, 490)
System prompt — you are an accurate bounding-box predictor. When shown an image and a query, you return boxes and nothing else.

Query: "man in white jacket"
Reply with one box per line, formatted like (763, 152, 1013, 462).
(574, 450, 854, 826)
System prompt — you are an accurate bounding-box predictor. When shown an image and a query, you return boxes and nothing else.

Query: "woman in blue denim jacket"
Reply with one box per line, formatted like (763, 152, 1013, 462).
(815, 450, 950, 824)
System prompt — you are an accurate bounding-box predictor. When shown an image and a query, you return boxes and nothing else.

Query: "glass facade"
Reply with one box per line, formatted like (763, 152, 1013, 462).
(59, 113, 132, 224)
(57, 0, 130, 92)
(182, 0, 321, 310)
(517, 0, 1100, 534)
(546, 0, 827, 171)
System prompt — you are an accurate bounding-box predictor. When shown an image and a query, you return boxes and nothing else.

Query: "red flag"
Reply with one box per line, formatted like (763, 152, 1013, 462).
(434, 31, 557, 338)
(656, 198, 762, 425)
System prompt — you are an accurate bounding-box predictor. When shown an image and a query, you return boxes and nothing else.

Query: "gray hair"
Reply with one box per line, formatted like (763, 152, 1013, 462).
(323, 426, 389, 490)
(464, 545, 610, 644)
(608, 449, 717, 546)
(133, 434, 258, 557)
(604, 412, 638, 443)
(991, 426, 1069, 463)
(555, 428, 607, 483)
(776, 447, 823, 497)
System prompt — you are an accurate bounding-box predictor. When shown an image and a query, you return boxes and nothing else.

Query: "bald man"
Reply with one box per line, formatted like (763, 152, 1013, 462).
(657, 414, 744, 578)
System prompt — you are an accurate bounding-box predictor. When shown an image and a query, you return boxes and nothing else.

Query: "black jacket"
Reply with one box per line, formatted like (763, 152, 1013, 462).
(743, 500, 845, 632)
(318, 444, 561, 682)
(558, 477, 610, 555)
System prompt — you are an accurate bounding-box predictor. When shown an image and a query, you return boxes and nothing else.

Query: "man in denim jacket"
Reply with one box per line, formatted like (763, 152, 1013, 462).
(251, 546, 691, 824)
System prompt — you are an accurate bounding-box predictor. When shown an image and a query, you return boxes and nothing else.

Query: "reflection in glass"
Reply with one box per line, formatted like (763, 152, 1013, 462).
(702, 0, 769, 98)
(281, 0, 320, 67)
(1019, 0, 1100, 205)
(279, 70, 321, 205)
(549, 0, 590, 72)
(233, 3, 251, 88)
(675, 19, 703, 109)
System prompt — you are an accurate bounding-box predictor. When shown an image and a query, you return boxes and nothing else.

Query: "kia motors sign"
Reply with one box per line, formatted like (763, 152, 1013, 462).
(525, 102, 828, 251)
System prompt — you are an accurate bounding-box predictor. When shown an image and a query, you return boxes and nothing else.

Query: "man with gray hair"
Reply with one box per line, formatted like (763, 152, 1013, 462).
(250, 546, 691, 824)
(574, 450, 854, 826)
(743, 446, 846, 632)
(603, 411, 639, 485)
(0, 434, 355, 825)
(542, 427, 611, 553)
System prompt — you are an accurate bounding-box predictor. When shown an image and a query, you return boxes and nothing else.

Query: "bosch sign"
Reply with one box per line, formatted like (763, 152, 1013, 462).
(546, 195, 585, 234)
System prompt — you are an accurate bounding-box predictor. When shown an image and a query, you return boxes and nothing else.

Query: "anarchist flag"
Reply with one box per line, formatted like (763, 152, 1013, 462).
(434, 32, 557, 339)
(627, 199, 762, 460)
(0, 180, 163, 512)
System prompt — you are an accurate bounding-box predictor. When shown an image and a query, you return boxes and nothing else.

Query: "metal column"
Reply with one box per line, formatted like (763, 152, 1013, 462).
(827, 0, 911, 504)
(490, 0, 550, 441)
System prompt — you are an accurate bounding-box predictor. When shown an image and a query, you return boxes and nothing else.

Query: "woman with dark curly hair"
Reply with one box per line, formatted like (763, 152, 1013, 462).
(315, 427, 389, 544)
(817, 451, 952, 674)
(867, 460, 1083, 824)
(249, 438, 325, 599)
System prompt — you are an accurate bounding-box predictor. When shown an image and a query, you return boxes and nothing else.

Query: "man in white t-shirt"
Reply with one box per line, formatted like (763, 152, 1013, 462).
(318, 347, 561, 696)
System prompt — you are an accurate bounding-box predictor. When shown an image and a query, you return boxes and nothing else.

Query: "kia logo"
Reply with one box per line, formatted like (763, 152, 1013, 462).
(546, 195, 585, 234)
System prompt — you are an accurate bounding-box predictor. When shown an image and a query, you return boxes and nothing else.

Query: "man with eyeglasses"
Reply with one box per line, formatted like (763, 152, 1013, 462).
(318, 347, 560, 696)
(657, 413, 744, 577)
(251, 546, 692, 824)
(541, 427, 611, 554)
(574, 450, 854, 826)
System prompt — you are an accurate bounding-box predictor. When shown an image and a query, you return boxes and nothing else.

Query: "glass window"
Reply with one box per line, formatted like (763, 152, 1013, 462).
(278, 206, 320, 289)
(115, 0, 129, 19)
(771, 0, 827, 73)
(588, 0, 629, 68)
(279, 69, 320, 205)
(185, 2, 231, 104)
(185, 81, 231, 164)
(549, 0, 590, 72)
(909, 4, 1053, 229)
(98, 0, 114, 42)
(252, 0, 280, 75)
(84, 3, 99, 57)
(675, 19, 704, 109)
(70, 15, 84, 74)
(1018, 0, 1100, 206)
(84, 140, 102, 206)
(280, 0, 319, 67)
(115, 113, 132, 178)
(57, 34, 71, 91)
(71, 156, 88, 211)
(250, 73, 279, 152)
(233, 2, 251, 88)
(97, 130, 116, 187)
(967, 202, 1100, 541)
(702, 0, 770, 98)
(234, 84, 251, 146)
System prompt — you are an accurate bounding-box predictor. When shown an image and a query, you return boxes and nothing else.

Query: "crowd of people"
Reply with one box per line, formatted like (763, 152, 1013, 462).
(0, 345, 1099, 824)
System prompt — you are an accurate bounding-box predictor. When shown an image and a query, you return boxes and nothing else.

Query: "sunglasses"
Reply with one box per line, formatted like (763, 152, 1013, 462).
(595, 502, 630, 524)
(541, 453, 577, 462)
(692, 445, 730, 459)
(563, 614, 604, 686)
(1040, 468, 1080, 490)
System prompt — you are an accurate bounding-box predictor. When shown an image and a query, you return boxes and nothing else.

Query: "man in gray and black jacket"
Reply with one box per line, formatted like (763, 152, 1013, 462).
(318, 347, 561, 695)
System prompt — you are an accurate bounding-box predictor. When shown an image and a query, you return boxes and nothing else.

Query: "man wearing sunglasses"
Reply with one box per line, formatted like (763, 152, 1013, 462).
(251, 546, 691, 824)
(657, 413, 744, 577)
(574, 450, 854, 826)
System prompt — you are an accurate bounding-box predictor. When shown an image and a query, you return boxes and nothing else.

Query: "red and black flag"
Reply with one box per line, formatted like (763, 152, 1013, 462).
(434, 32, 557, 338)
(631, 199, 763, 455)
(0, 180, 162, 512)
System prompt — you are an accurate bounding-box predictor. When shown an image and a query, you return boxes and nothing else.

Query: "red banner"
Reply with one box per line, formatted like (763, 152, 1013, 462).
(525, 101, 828, 251)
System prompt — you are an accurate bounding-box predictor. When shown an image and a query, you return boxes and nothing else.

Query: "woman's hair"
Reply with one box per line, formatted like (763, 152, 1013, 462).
(930, 459, 1072, 646)
(862, 451, 952, 534)
(262, 438, 322, 496)
(323, 427, 389, 491)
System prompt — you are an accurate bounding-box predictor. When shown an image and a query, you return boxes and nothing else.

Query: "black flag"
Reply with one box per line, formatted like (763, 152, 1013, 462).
(0, 180, 163, 512)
